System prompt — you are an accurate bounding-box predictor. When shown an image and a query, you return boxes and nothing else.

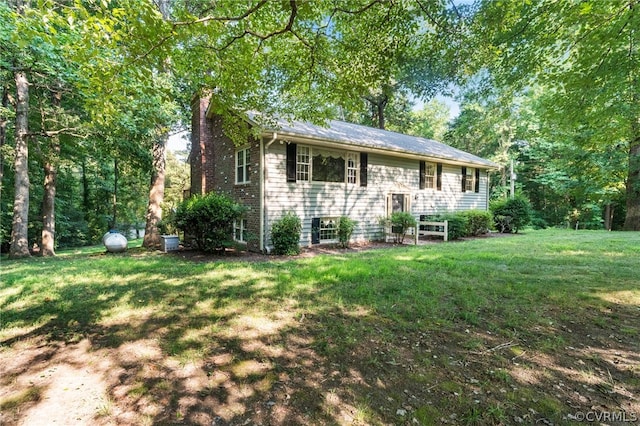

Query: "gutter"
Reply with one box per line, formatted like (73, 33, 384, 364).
(259, 132, 278, 252)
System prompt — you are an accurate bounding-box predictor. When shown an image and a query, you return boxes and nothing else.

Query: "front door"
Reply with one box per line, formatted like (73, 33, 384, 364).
(387, 193, 411, 216)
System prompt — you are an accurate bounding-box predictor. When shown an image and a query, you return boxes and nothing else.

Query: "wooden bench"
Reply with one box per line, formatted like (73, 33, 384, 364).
(414, 220, 448, 244)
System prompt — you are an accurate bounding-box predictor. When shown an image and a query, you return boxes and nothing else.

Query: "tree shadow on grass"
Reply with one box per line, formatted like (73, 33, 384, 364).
(1, 241, 639, 425)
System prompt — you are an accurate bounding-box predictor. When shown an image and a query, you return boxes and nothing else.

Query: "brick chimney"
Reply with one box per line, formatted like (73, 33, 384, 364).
(190, 94, 213, 195)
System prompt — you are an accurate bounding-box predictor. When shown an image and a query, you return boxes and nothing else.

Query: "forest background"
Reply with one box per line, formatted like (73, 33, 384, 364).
(1, 0, 638, 258)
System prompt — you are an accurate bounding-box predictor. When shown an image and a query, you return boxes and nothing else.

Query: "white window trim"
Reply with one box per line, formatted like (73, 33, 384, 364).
(233, 219, 248, 243)
(424, 162, 436, 190)
(296, 145, 359, 185)
(464, 167, 475, 192)
(297, 145, 311, 181)
(319, 217, 339, 242)
(386, 192, 412, 216)
(235, 147, 250, 184)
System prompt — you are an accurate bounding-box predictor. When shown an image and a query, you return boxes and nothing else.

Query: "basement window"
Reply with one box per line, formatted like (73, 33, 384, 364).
(234, 219, 248, 243)
(320, 218, 338, 241)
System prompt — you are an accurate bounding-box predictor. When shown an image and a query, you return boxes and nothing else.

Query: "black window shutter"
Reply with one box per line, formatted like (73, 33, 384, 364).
(461, 166, 467, 192)
(436, 163, 443, 191)
(419, 161, 426, 189)
(286, 143, 297, 182)
(359, 152, 368, 187)
(475, 168, 480, 193)
(311, 218, 320, 244)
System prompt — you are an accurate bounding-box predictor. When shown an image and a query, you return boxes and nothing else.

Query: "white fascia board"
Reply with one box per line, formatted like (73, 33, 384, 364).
(262, 130, 501, 170)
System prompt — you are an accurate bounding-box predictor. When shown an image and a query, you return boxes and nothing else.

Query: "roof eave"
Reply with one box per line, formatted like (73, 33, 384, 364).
(262, 130, 501, 170)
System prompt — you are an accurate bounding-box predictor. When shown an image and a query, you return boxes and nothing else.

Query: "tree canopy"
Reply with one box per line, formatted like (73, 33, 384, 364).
(466, 0, 639, 230)
(1, 0, 638, 256)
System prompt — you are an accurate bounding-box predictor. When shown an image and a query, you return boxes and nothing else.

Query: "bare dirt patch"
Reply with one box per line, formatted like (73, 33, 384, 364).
(2, 306, 637, 425)
(2, 232, 638, 425)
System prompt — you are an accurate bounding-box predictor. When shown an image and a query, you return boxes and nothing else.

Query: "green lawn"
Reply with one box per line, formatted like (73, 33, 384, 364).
(1, 229, 639, 425)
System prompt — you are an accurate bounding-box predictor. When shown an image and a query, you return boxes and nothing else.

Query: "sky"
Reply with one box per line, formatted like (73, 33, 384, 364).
(168, 130, 189, 153)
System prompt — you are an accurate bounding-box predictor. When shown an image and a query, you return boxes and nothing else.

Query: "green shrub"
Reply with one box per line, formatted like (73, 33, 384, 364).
(422, 211, 483, 240)
(568, 202, 604, 230)
(530, 214, 548, 230)
(490, 195, 532, 233)
(174, 192, 246, 253)
(439, 213, 468, 240)
(271, 212, 302, 255)
(337, 216, 356, 248)
(459, 210, 492, 236)
(389, 212, 417, 244)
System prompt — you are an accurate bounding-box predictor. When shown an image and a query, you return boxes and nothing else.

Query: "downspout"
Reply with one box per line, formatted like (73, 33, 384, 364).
(486, 169, 491, 211)
(260, 132, 278, 252)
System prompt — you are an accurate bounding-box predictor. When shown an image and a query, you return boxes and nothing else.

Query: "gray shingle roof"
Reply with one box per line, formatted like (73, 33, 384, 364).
(253, 114, 499, 169)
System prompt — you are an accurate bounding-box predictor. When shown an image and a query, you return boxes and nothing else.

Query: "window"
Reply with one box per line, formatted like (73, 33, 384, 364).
(291, 145, 359, 184)
(426, 163, 436, 188)
(387, 193, 411, 215)
(420, 161, 442, 190)
(236, 148, 250, 184)
(312, 149, 345, 182)
(234, 219, 248, 243)
(311, 217, 340, 244)
(319, 218, 338, 241)
(347, 152, 358, 184)
(424, 162, 436, 189)
(465, 167, 474, 192)
(296, 146, 310, 181)
(392, 194, 406, 213)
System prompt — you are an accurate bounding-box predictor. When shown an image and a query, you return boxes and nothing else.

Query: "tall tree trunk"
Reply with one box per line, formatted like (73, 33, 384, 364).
(41, 149, 59, 256)
(367, 95, 388, 130)
(143, 0, 170, 249)
(623, 124, 640, 230)
(604, 203, 612, 231)
(0, 86, 8, 197)
(81, 160, 89, 213)
(376, 100, 386, 130)
(9, 71, 31, 258)
(623, 10, 639, 231)
(142, 135, 167, 248)
(40, 90, 62, 256)
(112, 158, 118, 228)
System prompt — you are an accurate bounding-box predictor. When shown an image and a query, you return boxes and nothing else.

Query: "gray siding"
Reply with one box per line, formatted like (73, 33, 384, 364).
(263, 142, 489, 247)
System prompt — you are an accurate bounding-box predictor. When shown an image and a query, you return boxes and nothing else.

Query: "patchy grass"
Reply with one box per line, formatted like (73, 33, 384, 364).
(1, 229, 639, 425)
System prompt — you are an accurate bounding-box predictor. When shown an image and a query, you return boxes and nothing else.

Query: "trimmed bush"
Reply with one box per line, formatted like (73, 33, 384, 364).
(459, 210, 492, 236)
(337, 216, 357, 248)
(422, 210, 491, 240)
(490, 195, 532, 233)
(271, 212, 302, 255)
(174, 192, 246, 253)
(438, 213, 468, 240)
(390, 212, 417, 244)
(530, 214, 548, 230)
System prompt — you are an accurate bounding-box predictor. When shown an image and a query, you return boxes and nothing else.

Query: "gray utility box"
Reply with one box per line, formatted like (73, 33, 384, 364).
(160, 235, 180, 252)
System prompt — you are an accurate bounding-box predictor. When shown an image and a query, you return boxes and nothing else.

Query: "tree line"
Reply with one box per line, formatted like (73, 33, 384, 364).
(1, 0, 637, 258)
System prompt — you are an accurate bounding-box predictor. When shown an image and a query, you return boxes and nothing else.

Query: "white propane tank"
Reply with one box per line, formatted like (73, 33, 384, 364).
(103, 231, 128, 253)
